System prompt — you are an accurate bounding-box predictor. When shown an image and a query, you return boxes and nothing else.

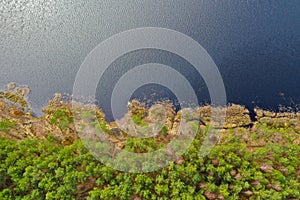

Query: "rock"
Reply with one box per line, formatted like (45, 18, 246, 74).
(272, 184, 282, 191)
(198, 104, 252, 128)
(204, 191, 217, 200)
(29, 122, 48, 139)
(273, 117, 291, 128)
(230, 169, 237, 176)
(217, 194, 224, 200)
(53, 93, 62, 103)
(251, 180, 260, 187)
(148, 104, 167, 122)
(0, 100, 6, 108)
(165, 145, 175, 157)
(7, 82, 16, 90)
(208, 171, 214, 177)
(9, 109, 24, 116)
(244, 190, 253, 196)
(266, 183, 272, 189)
(278, 166, 288, 173)
(260, 163, 273, 173)
(16, 85, 31, 97)
(276, 112, 296, 118)
(198, 105, 211, 123)
(212, 159, 219, 167)
(161, 103, 176, 130)
(76, 176, 96, 195)
(224, 104, 252, 128)
(235, 173, 242, 180)
(199, 182, 207, 189)
(271, 133, 288, 145)
(255, 107, 300, 132)
(259, 117, 273, 125)
(254, 108, 276, 118)
(175, 156, 184, 165)
(128, 99, 147, 118)
(254, 108, 264, 118)
(110, 127, 123, 137)
(263, 110, 277, 117)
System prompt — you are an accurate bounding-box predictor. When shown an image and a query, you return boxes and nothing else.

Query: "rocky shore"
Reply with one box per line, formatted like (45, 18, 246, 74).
(0, 83, 299, 148)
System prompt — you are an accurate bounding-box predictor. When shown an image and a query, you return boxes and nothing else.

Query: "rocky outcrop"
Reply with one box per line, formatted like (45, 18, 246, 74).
(254, 108, 300, 132)
(198, 104, 252, 129)
(1, 84, 300, 148)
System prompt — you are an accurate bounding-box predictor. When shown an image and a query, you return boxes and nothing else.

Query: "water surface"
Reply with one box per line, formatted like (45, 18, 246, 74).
(1, 0, 299, 117)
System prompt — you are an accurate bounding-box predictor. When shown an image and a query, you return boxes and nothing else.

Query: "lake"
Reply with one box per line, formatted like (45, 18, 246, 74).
(1, 0, 299, 120)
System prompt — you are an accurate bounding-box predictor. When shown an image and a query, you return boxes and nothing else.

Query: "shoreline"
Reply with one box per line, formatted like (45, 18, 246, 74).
(0, 85, 299, 145)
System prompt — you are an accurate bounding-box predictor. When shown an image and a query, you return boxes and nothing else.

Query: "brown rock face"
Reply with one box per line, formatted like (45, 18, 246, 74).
(251, 180, 261, 187)
(260, 163, 274, 173)
(128, 99, 147, 118)
(198, 104, 252, 128)
(272, 184, 282, 191)
(235, 173, 242, 181)
(255, 108, 300, 133)
(212, 159, 219, 167)
(1, 83, 299, 154)
(230, 169, 237, 176)
(204, 190, 217, 200)
(224, 104, 252, 128)
(244, 190, 253, 196)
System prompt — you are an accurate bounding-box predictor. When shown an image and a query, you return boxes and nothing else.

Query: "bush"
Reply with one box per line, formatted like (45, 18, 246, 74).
(0, 131, 299, 199)
(0, 119, 16, 133)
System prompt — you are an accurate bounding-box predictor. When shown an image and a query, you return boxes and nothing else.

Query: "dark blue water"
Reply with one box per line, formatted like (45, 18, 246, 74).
(1, 1, 299, 118)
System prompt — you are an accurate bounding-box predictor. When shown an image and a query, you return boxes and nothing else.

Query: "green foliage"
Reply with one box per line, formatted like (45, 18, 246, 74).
(0, 119, 16, 133)
(131, 114, 148, 126)
(125, 137, 162, 153)
(161, 125, 168, 136)
(49, 109, 74, 131)
(0, 120, 299, 199)
(94, 122, 110, 134)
